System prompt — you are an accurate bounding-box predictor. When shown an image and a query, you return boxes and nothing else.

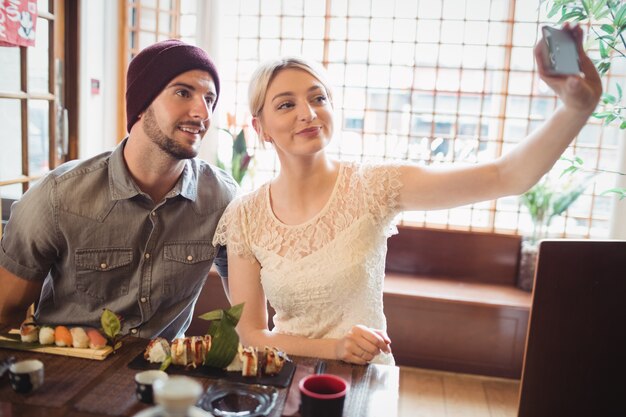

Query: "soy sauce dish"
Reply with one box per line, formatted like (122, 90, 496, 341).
(198, 381, 278, 417)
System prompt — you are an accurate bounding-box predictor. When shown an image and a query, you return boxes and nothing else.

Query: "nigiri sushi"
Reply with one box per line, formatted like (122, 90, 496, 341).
(54, 325, 73, 347)
(19, 319, 39, 343)
(86, 328, 107, 349)
(70, 327, 90, 348)
(39, 326, 55, 345)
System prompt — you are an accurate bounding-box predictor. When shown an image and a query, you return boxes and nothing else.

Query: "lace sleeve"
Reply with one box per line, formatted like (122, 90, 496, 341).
(212, 197, 255, 260)
(361, 164, 403, 237)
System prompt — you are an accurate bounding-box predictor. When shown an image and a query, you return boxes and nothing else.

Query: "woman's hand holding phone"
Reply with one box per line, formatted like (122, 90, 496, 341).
(535, 23, 602, 114)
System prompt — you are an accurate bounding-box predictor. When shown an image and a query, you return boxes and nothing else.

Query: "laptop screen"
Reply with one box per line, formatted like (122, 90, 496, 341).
(518, 240, 626, 417)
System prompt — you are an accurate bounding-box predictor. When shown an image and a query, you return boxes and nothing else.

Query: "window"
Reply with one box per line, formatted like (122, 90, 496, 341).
(118, 0, 197, 138)
(214, 0, 624, 239)
(0, 0, 78, 237)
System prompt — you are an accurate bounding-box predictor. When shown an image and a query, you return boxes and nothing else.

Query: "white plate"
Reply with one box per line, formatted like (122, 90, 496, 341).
(133, 405, 213, 417)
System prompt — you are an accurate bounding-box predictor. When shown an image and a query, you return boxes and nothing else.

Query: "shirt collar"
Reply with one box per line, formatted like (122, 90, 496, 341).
(108, 138, 198, 202)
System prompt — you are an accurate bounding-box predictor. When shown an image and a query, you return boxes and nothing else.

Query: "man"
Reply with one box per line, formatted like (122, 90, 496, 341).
(0, 39, 238, 339)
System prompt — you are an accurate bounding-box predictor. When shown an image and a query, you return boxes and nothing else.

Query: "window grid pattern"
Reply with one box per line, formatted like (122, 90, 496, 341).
(0, 0, 60, 238)
(127, 0, 182, 60)
(120, 0, 196, 137)
(216, 0, 621, 239)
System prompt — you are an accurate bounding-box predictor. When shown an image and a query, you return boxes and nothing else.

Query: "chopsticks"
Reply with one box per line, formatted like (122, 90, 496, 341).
(314, 359, 326, 375)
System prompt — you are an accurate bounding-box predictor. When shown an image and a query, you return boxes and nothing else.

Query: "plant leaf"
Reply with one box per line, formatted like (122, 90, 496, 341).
(602, 93, 617, 105)
(601, 23, 615, 34)
(198, 309, 224, 321)
(233, 129, 247, 155)
(601, 187, 626, 200)
(560, 165, 579, 177)
(551, 177, 593, 218)
(101, 309, 121, 340)
(224, 303, 245, 325)
(615, 3, 626, 27)
(201, 303, 245, 369)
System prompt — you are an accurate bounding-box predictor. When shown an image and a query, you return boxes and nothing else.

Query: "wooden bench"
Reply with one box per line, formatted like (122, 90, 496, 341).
(384, 226, 531, 378)
(190, 226, 531, 379)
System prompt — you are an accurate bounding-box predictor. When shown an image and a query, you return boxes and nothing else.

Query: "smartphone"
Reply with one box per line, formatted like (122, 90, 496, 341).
(542, 26, 581, 75)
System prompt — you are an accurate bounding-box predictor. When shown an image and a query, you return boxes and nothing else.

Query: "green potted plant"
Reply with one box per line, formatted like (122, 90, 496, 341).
(217, 113, 253, 185)
(517, 157, 594, 291)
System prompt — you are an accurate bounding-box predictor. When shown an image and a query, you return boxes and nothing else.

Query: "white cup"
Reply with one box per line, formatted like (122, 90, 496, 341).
(153, 376, 203, 417)
(9, 359, 44, 394)
(135, 370, 169, 404)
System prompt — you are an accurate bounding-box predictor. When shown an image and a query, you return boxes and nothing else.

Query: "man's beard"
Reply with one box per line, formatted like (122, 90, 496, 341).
(142, 106, 200, 160)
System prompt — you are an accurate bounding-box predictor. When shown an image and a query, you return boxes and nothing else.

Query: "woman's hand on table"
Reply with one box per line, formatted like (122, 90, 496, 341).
(335, 325, 392, 365)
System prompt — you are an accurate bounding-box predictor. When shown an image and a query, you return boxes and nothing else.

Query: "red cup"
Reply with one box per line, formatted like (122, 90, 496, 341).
(299, 374, 348, 417)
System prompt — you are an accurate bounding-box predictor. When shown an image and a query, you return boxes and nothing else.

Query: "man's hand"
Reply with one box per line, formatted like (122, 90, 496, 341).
(0, 266, 42, 328)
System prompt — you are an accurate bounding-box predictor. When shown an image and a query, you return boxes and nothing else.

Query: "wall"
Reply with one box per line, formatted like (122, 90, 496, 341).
(610, 128, 626, 239)
(78, 0, 120, 158)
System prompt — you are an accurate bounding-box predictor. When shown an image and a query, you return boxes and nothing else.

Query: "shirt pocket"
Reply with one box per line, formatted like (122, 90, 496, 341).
(163, 241, 215, 297)
(75, 248, 134, 302)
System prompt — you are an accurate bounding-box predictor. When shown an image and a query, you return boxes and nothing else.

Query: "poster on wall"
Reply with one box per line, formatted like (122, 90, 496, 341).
(0, 0, 38, 47)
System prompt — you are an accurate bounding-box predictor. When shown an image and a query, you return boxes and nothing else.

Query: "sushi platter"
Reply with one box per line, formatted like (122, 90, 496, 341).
(132, 336, 296, 388)
(0, 329, 114, 360)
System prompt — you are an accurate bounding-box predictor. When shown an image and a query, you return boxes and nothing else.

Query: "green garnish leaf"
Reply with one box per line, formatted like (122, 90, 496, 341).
(202, 303, 245, 368)
(224, 303, 244, 325)
(198, 310, 224, 321)
(101, 309, 121, 340)
(159, 356, 172, 372)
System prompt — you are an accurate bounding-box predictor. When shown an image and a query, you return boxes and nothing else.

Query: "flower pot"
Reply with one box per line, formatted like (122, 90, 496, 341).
(517, 240, 538, 292)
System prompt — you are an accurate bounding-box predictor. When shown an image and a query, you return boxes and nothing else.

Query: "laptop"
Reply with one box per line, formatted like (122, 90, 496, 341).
(518, 239, 626, 417)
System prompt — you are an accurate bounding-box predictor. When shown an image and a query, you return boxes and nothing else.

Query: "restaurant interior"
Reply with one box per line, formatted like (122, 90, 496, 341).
(1, 1, 625, 416)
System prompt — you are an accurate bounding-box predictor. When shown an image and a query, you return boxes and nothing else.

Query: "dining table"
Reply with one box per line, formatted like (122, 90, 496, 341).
(0, 328, 399, 417)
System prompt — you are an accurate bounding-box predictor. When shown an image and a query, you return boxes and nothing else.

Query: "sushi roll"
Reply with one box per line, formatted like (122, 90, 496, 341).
(190, 335, 211, 367)
(86, 328, 107, 349)
(171, 338, 189, 366)
(70, 327, 90, 348)
(144, 337, 171, 363)
(241, 346, 258, 377)
(38, 326, 55, 345)
(19, 318, 39, 343)
(169, 336, 211, 367)
(54, 325, 73, 347)
(263, 346, 287, 376)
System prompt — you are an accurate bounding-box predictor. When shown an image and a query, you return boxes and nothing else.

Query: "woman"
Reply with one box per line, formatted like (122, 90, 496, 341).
(213, 24, 601, 365)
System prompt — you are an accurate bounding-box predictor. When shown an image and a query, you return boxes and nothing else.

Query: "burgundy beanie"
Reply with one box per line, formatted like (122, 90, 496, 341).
(125, 39, 220, 133)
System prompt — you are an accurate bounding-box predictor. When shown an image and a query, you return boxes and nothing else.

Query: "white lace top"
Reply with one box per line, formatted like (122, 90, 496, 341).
(213, 162, 402, 365)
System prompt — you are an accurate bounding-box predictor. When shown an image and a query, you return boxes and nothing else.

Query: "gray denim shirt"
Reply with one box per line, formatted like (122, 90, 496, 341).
(0, 139, 238, 339)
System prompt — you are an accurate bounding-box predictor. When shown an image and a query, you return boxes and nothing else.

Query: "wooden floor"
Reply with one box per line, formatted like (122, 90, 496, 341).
(398, 366, 520, 417)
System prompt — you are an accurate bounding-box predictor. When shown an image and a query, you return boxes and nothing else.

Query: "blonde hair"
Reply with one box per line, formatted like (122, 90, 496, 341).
(248, 56, 333, 117)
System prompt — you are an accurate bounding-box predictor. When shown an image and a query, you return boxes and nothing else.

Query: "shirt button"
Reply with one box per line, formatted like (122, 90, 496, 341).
(100, 263, 107, 269)
(130, 328, 138, 335)
(145, 253, 150, 259)
(151, 211, 156, 216)
(140, 297, 147, 303)
(187, 255, 193, 261)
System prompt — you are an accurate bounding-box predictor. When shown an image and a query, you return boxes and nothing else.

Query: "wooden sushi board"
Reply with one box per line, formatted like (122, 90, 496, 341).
(0, 330, 113, 360)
